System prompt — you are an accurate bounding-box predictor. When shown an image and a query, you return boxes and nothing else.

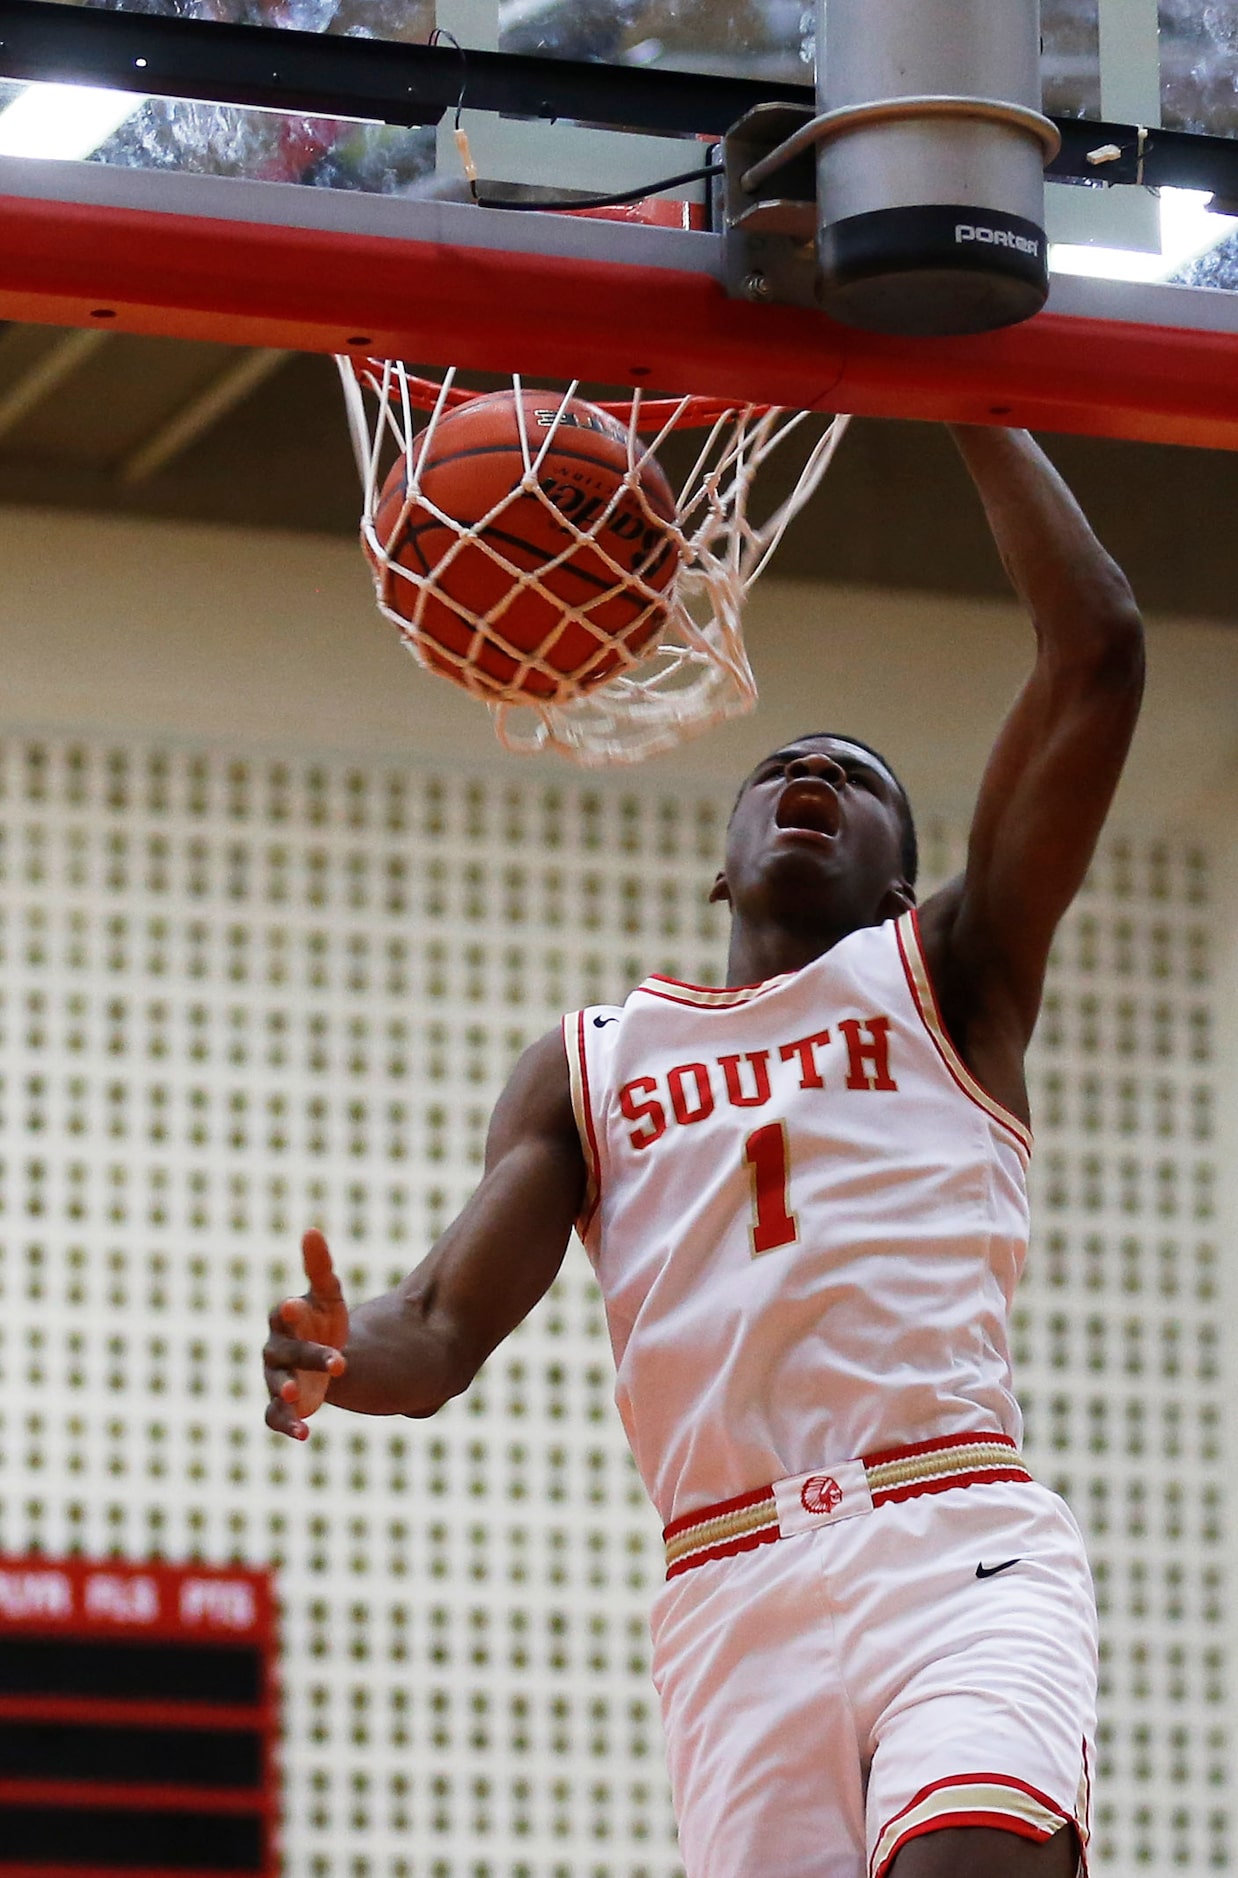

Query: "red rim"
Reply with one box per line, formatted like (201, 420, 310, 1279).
(349, 359, 773, 432)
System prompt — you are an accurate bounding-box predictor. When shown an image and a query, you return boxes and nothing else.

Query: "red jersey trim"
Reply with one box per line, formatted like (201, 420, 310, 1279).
(663, 1480, 779, 1544)
(563, 1012, 602, 1237)
(870, 1772, 1083, 1878)
(1077, 1736, 1093, 1858)
(663, 1435, 1032, 1577)
(873, 1811, 1046, 1878)
(666, 1525, 781, 1579)
(895, 910, 1033, 1160)
(871, 1465, 1031, 1507)
(862, 1429, 1018, 1469)
(636, 970, 794, 1009)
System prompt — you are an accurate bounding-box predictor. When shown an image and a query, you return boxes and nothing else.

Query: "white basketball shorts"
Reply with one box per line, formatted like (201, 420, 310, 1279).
(649, 1479, 1097, 1878)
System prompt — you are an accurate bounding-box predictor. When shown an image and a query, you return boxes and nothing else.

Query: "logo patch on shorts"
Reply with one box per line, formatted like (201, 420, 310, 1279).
(976, 1558, 1022, 1579)
(800, 1475, 843, 1516)
(774, 1460, 872, 1536)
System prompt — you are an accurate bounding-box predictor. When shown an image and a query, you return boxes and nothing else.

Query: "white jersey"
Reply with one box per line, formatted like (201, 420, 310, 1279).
(563, 910, 1033, 1529)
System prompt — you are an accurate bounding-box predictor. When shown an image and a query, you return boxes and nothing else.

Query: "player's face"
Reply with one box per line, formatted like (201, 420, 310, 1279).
(712, 736, 912, 930)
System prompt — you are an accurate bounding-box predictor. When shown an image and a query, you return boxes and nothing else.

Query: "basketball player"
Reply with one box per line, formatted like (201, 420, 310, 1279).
(264, 425, 1144, 1878)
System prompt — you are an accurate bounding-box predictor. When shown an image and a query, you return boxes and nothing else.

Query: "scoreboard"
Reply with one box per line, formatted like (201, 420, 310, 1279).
(0, 1555, 276, 1877)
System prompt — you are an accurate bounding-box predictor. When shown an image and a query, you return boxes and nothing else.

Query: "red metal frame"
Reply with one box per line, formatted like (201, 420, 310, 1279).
(1, 182, 1236, 450)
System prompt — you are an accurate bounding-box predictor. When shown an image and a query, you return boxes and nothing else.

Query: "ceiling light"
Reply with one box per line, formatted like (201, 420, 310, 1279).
(0, 83, 144, 162)
(1051, 188, 1232, 284)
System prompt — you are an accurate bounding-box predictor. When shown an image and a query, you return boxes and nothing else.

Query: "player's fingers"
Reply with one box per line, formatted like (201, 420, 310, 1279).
(271, 1296, 304, 1335)
(263, 1362, 313, 1400)
(276, 1296, 311, 1334)
(262, 1360, 345, 1411)
(301, 1228, 344, 1304)
(264, 1396, 310, 1441)
(263, 1333, 346, 1376)
(276, 1297, 349, 1357)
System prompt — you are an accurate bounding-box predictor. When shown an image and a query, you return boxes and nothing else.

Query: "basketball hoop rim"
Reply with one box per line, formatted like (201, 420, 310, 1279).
(343, 356, 775, 433)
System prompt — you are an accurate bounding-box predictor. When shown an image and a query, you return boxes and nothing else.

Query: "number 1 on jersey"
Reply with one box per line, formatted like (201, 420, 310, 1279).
(744, 1121, 799, 1256)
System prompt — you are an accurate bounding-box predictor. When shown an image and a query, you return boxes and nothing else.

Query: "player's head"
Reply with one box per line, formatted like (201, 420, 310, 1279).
(711, 732, 918, 931)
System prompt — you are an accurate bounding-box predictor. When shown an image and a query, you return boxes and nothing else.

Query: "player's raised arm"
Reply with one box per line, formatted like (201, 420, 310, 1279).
(263, 1027, 586, 1438)
(918, 426, 1145, 1115)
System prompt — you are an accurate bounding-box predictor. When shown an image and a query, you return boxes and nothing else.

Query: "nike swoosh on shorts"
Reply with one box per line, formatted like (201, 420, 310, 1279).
(975, 1558, 1022, 1579)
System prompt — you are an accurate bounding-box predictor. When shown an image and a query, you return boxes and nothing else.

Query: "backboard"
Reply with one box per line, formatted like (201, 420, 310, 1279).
(0, 0, 1235, 446)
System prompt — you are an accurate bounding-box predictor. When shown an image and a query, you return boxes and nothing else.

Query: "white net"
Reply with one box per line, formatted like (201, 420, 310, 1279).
(337, 360, 849, 767)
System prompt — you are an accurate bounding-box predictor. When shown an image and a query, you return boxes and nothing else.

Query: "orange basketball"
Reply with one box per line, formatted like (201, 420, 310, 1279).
(371, 390, 680, 701)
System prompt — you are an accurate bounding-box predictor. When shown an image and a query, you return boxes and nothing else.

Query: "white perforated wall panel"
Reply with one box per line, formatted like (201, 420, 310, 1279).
(0, 736, 1230, 1877)
(922, 823, 1234, 1875)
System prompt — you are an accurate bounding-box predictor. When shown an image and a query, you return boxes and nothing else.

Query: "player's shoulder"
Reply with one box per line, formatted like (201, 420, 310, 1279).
(906, 877, 964, 980)
(560, 1003, 628, 1072)
(571, 1004, 626, 1033)
(560, 1001, 630, 1086)
(499, 1024, 577, 1114)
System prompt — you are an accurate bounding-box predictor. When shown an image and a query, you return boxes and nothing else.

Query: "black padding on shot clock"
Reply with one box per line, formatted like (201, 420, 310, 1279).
(818, 205, 1050, 337)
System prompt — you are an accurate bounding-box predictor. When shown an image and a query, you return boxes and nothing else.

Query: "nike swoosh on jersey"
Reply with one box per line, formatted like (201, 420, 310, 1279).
(975, 1558, 1022, 1579)
(593, 1015, 620, 1028)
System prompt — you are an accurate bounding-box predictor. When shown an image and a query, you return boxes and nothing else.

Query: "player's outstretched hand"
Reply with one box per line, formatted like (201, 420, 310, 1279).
(264, 1229, 350, 1440)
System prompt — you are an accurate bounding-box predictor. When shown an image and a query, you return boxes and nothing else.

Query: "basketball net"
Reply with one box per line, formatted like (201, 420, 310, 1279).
(337, 358, 849, 767)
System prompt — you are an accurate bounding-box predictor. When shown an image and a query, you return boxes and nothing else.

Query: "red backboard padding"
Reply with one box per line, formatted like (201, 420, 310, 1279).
(0, 176, 1236, 450)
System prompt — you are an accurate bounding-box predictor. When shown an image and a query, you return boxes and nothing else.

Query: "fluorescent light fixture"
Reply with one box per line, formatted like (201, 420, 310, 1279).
(0, 83, 144, 161)
(1051, 188, 1233, 283)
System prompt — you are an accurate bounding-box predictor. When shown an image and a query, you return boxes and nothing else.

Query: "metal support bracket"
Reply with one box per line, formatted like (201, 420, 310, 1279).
(722, 92, 1062, 310)
(720, 102, 820, 308)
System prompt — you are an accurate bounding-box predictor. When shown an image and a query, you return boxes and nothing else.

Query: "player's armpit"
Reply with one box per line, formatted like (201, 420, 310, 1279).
(323, 1026, 586, 1421)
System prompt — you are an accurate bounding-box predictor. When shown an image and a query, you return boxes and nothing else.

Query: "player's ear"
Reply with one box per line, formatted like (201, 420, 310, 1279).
(709, 871, 731, 907)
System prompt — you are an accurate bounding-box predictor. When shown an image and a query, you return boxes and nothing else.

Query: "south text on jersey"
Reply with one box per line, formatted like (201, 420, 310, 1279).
(617, 1017, 897, 1151)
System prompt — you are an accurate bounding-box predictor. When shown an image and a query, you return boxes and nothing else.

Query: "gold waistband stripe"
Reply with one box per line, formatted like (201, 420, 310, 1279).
(663, 1434, 1032, 1579)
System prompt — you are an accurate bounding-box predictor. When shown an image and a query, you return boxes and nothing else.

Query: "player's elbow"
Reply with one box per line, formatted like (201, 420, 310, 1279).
(1087, 598, 1145, 697)
(1050, 586, 1145, 697)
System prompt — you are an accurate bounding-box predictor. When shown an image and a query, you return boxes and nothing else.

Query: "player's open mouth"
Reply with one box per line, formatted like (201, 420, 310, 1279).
(774, 779, 841, 838)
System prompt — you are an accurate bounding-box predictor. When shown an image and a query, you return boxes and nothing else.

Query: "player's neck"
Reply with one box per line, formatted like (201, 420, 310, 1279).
(724, 915, 861, 987)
